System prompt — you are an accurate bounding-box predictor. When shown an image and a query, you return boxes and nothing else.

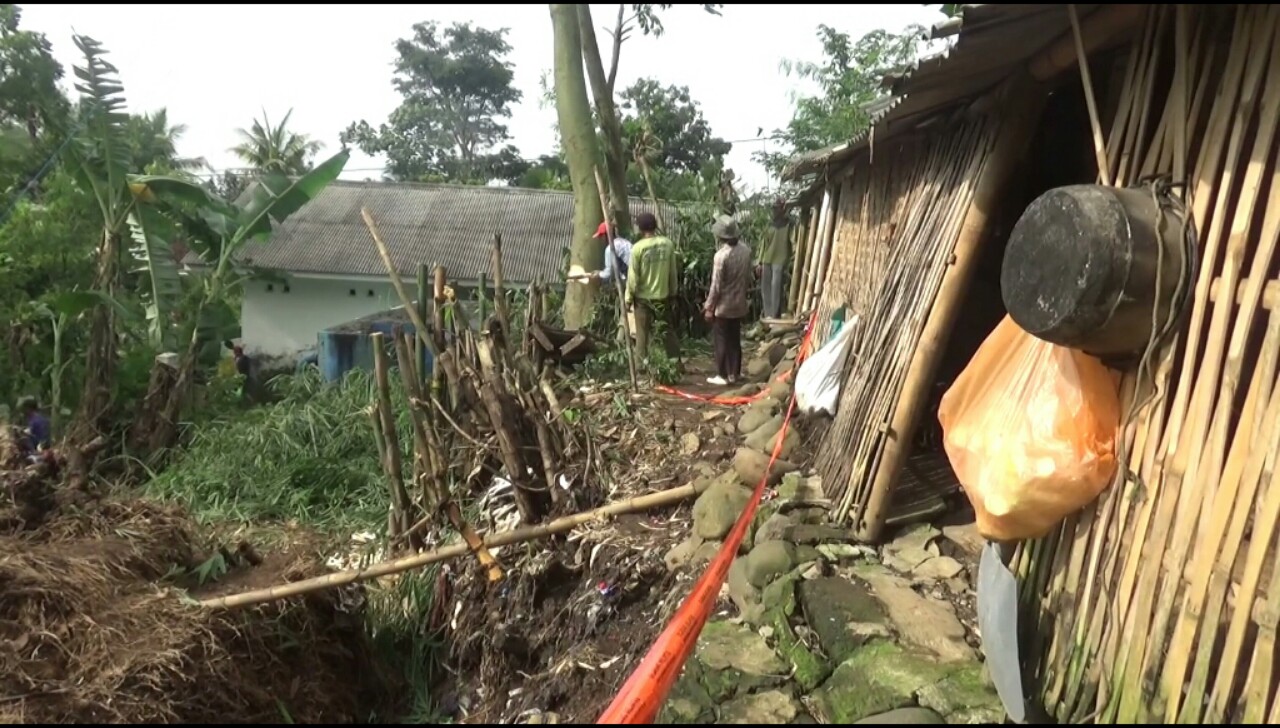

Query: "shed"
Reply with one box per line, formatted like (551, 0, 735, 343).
(780, 3, 1280, 723)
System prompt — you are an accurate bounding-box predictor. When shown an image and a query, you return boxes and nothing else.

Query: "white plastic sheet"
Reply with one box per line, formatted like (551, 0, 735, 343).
(795, 317, 857, 415)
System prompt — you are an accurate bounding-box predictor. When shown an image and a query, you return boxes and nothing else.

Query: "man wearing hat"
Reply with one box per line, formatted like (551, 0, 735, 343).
(569, 220, 632, 285)
(704, 215, 753, 386)
(755, 196, 792, 319)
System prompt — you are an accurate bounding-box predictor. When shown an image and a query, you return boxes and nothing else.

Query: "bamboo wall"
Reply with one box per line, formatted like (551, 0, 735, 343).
(798, 112, 999, 530)
(1022, 5, 1280, 722)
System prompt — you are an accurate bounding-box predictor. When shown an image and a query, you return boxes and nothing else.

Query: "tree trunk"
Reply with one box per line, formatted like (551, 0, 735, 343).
(70, 227, 120, 445)
(577, 4, 631, 235)
(551, 3, 605, 329)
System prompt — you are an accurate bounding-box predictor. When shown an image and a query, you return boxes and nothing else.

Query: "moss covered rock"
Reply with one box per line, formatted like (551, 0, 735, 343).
(814, 641, 952, 723)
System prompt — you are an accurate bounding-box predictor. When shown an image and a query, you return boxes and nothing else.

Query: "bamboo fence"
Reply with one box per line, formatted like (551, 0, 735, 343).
(799, 112, 998, 530)
(1018, 4, 1280, 722)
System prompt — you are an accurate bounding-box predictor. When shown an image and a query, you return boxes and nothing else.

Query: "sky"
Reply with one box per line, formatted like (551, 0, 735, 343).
(20, 3, 943, 194)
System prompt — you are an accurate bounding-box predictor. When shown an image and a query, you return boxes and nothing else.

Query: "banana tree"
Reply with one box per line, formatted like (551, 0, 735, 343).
(123, 150, 349, 457)
(132, 148, 350, 353)
(60, 34, 218, 439)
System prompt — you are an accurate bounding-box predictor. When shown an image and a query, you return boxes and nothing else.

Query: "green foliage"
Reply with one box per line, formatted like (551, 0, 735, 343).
(620, 78, 731, 185)
(146, 368, 407, 531)
(755, 24, 924, 176)
(0, 6, 64, 132)
(230, 108, 323, 175)
(125, 109, 206, 174)
(629, 3, 724, 36)
(343, 21, 525, 184)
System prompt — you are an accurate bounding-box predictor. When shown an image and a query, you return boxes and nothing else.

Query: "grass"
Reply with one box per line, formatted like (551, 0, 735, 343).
(146, 367, 413, 536)
(143, 366, 450, 724)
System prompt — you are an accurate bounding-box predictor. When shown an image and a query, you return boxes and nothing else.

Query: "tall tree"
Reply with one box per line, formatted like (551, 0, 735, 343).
(575, 3, 722, 230)
(343, 21, 522, 184)
(230, 109, 323, 175)
(755, 24, 923, 176)
(550, 4, 604, 329)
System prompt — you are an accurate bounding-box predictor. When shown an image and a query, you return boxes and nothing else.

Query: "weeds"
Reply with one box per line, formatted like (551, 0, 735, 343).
(145, 368, 412, 535)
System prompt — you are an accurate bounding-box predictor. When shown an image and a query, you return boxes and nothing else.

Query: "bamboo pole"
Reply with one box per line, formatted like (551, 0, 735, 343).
(854, 73, 1046, 541)
(371, 332, 412, 544)
(805, 184, 841, 312)
(491, 233, 511, 344)
(1069, 4, 1113, 186)
(362, 209, 443, 364)
(593, 166, 638, 390)
(199, 479, 714, 610)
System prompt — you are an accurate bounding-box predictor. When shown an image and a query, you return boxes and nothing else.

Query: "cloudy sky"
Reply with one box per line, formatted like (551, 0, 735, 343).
(21, 3, 942, 193)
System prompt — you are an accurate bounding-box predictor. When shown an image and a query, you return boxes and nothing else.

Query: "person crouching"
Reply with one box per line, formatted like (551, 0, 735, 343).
(703, 215, 753, 386)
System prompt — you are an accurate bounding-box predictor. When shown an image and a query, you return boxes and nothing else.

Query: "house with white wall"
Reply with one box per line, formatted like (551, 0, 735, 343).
(185, 180, 674, 365)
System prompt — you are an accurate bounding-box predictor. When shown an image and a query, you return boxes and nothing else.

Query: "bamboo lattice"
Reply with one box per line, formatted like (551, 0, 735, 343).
(806, 113, 998, 528)
(1021, 5, 1280, 722)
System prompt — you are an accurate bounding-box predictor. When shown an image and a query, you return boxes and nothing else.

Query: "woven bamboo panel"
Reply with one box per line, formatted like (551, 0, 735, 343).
(807, 113, 998, 528)
(1018, 5, 1280, 722)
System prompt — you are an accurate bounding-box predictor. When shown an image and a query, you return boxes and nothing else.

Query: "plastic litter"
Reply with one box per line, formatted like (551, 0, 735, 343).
(794, 315, 858, 415)
(938, 316, 1121, 542)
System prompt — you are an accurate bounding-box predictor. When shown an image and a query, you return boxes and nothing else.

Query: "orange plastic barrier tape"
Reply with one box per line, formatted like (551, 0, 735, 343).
(596, 315, 817, 724)
(653, 367, 793, 407)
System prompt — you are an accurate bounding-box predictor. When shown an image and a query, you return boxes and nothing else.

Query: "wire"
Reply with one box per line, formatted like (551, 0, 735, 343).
(0, 127, 80, 227)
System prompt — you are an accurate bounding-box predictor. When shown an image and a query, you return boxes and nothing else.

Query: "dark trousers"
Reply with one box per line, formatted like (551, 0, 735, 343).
(634, 298, 680, 360)
(712, 316, 743, 380)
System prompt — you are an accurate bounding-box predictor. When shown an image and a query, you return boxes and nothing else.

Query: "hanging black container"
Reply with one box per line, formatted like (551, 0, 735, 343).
(1000, 184, 1190, 360)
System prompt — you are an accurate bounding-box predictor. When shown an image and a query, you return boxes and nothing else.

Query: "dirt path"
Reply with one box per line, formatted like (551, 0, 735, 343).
(511, 333, 1004, 725)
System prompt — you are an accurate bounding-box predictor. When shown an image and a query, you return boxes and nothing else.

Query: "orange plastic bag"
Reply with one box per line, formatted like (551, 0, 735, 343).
(937, 316, 1121, 542)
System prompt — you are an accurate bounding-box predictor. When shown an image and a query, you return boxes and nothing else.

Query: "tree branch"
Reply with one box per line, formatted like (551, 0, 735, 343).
(607, 4, 627, 94)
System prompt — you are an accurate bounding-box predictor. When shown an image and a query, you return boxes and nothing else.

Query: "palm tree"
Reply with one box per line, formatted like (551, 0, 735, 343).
(230, 109, 323, 175)
(125, 109, 206, 173)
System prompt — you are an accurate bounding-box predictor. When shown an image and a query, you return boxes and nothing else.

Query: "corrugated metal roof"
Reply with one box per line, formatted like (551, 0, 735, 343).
(194, 181, 675, 285)
(783, 4, 1104, 181)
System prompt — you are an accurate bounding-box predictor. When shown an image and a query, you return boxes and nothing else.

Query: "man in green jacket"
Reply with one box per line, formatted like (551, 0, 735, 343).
(755, 197, 791, 319)
(625, 212, 680, 361)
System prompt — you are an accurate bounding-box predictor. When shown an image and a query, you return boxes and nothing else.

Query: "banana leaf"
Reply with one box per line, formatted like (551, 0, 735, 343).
(127, 205, 182, 347)
(236, 149, 350, 242)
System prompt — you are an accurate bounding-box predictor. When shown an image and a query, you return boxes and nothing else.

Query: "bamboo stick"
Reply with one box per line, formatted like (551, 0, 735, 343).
(491, 233, 511, 344)
(371, 332, 412, 544)
(1164, 19, 1280, 720)
(361, 208, 445, 365)
(1121, 13, 1275, 721)
(592, 166, 638, 390)
(393, 332, 504, 583)
(199, 478, 715, 610)
(1069, 4, 1113, 186)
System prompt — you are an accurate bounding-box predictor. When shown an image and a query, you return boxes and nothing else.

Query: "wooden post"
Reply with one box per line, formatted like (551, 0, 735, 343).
(593, 166, 639, 390)
(855, 74, 1047, 541)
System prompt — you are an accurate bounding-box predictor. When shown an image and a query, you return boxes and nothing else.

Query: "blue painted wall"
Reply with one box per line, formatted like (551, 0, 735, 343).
(317, 321, 433, 383)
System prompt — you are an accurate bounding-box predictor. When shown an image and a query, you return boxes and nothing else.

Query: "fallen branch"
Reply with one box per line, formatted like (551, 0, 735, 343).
(199, 479, 713, 610)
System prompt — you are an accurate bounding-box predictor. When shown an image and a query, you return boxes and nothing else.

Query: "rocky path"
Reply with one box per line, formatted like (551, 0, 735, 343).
(655, 332, 1004, 725)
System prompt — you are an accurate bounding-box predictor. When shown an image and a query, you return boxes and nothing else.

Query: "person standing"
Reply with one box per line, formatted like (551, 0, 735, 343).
(625, 212, 680, 362)
(704, 215, 753, 386)
(755, 197, 792, 319)
(232, 344, 254, 402)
